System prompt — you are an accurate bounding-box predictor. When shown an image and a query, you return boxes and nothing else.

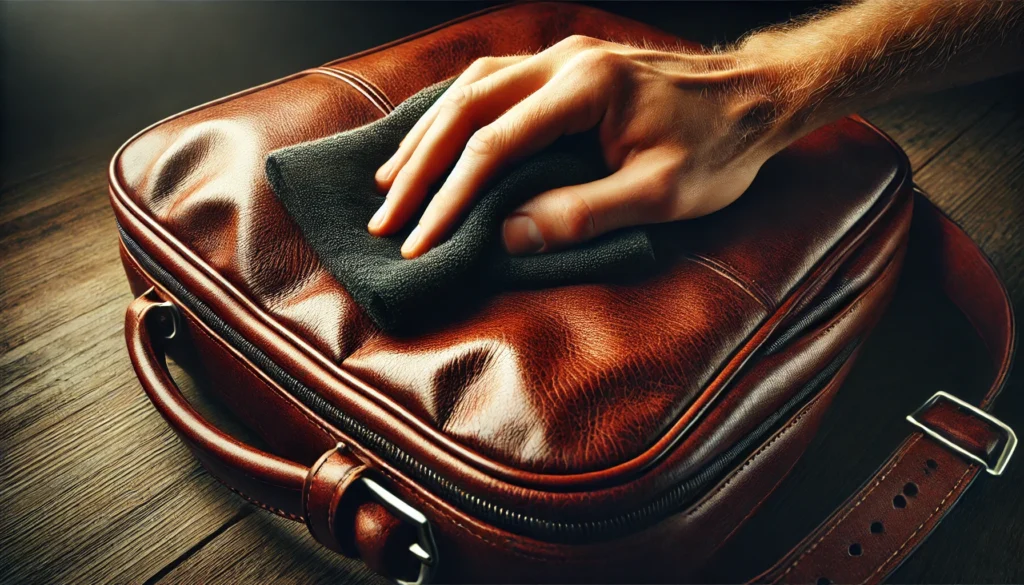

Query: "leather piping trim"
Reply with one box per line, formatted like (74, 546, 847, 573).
(319, 67, 395, 112)
(310, 67, 393, 114)
(685, 253, 775, 310)
(107, 6, 911, 489)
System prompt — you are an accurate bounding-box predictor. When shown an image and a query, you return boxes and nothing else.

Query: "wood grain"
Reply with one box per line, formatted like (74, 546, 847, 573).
(0, 163, 250, 584)
(0, 69, 1020, 585)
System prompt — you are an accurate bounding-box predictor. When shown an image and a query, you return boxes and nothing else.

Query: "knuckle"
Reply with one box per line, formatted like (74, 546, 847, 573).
(569, 48, 623, 78)
(557, 194, 596, 240)
(559, 34, 599, 51)
(466, 125, 501, 158)
(465, 56, 499, 78)
(443, 85, 474, 111)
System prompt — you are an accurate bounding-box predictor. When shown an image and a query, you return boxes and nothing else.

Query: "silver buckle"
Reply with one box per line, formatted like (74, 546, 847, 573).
(361, 477, 438, 585)
(907, 391, 1017, 476)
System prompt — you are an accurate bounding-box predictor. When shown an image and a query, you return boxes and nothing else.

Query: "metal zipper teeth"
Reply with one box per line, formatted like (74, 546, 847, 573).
(119, 224, 853, 543)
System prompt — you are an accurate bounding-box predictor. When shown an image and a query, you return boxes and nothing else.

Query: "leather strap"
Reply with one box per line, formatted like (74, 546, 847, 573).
(755, 189, 1016, 584)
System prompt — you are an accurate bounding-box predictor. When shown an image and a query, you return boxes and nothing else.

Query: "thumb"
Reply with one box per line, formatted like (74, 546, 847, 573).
(502, 159, 672, 255)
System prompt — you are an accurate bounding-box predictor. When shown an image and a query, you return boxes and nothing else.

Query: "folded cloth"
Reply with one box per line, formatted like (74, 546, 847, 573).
(266, 81, 658, 332)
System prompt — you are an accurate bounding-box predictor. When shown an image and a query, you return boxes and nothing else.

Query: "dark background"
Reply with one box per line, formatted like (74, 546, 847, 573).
(1, 1, 829, 185)
(2, 2, 1020, 584)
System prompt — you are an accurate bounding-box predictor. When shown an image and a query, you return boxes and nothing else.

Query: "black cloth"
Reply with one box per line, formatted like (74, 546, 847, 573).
(266, 81, 658, 332)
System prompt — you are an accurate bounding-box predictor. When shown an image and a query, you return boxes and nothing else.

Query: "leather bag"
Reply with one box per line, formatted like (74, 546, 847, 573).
(110, 3, 1017, 583)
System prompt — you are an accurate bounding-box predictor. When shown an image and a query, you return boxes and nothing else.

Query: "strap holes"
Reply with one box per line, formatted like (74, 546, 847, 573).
(849, 542, 863, 556)
(926, 459, 939, 470)
(817, 578, 832, 585)
(903, 481, 919, 497)
(893, 494, 907, 508)
(870, 521, 884, 534)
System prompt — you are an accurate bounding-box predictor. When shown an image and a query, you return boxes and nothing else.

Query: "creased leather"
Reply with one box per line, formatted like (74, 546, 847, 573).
(111, 4, 1015, 584)
(111, 2, 909, 477)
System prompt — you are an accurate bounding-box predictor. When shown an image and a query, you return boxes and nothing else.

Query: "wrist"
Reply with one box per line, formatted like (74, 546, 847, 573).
(684, 45, 813, 162)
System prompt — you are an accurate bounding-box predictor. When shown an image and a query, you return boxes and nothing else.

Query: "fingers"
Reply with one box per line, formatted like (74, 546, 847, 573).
(503, 152, 680, 254)
(399, 66, 612, 258)
(373, 56, 524, 193)
(369, 55, 549, 236)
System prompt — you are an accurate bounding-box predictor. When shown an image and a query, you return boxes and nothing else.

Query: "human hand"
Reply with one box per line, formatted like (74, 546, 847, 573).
(367, 35, 795, 258)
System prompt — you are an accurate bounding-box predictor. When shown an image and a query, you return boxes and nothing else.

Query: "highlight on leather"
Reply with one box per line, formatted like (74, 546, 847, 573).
(109, 3, 1015, 583)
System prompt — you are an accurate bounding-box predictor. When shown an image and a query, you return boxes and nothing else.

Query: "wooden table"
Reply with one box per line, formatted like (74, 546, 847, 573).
(2, 12, 1022, 585)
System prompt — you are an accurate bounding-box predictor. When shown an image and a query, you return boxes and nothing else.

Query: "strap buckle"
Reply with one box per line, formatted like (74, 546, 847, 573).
(907, 391, 1017, 476)
(361, 477, 438, 585)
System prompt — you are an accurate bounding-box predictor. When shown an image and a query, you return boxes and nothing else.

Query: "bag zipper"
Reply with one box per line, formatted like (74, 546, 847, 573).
(119, 223, 854, 543)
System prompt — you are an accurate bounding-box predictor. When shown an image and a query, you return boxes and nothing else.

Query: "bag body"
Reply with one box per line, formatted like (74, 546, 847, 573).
(110, 3, 1015, 583)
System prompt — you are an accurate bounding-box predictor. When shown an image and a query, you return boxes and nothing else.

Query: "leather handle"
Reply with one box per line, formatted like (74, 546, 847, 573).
(124, 291, 416, 579)
(126, 290, 313, 519)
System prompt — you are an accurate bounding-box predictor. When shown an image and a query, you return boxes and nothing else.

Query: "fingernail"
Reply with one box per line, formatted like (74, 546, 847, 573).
(401, 224, 423, 257)
(368, 199, 390, 231)
(376, 156, 396, 182)
(503, 214, 545, 255)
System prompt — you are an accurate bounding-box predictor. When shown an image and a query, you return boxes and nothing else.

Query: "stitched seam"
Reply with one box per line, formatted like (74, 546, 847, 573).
(868, 464, 975, 581)
(221, 481, 303, 522)
(692, 256, 895, 521)
(328, 466, 364, 544)
(321, 3, 515, 68)
(120, 244, 149, 286)
(687, 391, 824, 517)
(303, 452, 335, 529)
(774, 434, 923, 582)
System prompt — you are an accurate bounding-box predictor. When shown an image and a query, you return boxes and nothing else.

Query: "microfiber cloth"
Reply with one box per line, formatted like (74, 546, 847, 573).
(266, 81, 659, 332)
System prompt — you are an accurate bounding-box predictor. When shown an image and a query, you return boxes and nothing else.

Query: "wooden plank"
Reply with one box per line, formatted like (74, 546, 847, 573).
(0, 163, 249, 584)
(913, 79, 1024, 291)
(862, 75, 1016, 171)
(156, 512, 388, 585)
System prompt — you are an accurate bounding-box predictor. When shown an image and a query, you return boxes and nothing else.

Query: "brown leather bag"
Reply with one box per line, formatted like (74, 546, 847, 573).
(110, 3, 1016, 583)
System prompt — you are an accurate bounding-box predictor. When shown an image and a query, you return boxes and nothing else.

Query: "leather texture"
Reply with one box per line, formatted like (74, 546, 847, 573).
(109, 0, 909, 484)
(110, 2, 1015, 583)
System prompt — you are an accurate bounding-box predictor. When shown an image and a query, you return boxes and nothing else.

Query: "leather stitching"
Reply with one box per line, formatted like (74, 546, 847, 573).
(868, 464, 975, 581)
(773, 433, 924, 582)
(303, 451, 335, 531)
(360, 387, 827, 567)
(327, 465, 364, 546)
(120, 244, 150, 287)
(221, 481, 303, 522)
(688, 391, 824, 517)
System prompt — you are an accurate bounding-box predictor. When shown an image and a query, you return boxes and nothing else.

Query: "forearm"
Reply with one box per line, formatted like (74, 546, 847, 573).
(737, 0, 1024, 150)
